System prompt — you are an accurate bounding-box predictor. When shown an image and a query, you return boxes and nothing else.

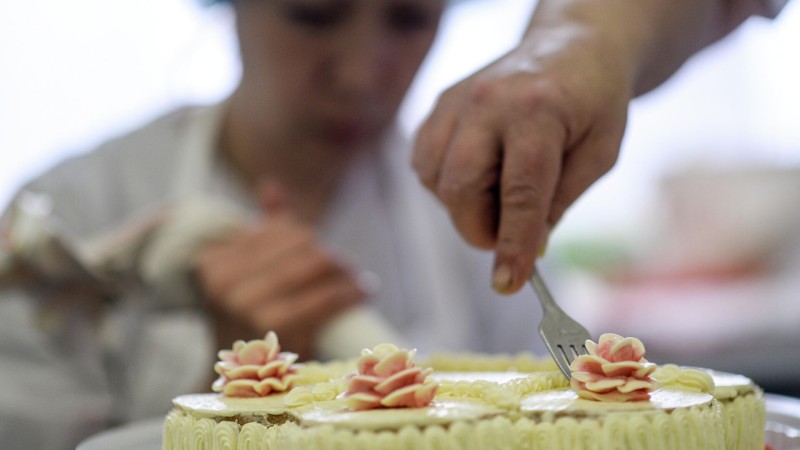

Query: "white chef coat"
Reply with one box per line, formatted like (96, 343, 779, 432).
(0, 102, 545, 450)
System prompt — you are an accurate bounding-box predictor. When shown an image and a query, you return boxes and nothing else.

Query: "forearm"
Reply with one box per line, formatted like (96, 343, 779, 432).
(525, 0, 784, 96)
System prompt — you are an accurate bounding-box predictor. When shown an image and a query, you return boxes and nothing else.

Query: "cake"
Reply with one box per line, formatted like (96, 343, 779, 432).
(162, 332, 765, 450)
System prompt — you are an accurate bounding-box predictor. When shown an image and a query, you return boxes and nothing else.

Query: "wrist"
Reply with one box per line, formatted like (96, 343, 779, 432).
(524, 0, 657, 95)
(525, 0, 731, 96)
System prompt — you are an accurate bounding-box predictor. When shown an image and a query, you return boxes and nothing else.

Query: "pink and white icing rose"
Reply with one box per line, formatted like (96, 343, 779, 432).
(569, 333, 658, 402)
(344, 343, 438, 411)
(212, 331, 300, 397)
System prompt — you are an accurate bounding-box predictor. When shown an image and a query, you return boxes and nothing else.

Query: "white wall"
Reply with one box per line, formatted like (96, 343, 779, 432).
(2, 0, 799, 239)
(557, 3, 800, 243)
(0, 0, 239, 209)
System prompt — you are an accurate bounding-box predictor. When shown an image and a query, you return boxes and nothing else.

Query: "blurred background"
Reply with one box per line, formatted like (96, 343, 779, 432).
(2, 0, 799, 395)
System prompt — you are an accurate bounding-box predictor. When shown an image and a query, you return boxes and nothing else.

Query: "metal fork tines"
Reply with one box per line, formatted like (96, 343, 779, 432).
(529, 267, 592, 380)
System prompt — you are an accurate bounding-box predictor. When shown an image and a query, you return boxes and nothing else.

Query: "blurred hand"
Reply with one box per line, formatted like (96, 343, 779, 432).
(413, 23, 630, 294)
(195, 183, 365, 360)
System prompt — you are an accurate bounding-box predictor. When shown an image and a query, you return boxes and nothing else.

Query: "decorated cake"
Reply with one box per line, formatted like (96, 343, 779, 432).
(162, 332, 765, 450)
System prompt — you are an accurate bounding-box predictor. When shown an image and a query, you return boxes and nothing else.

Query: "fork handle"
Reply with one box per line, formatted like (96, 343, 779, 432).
(529, 267, 564, 314)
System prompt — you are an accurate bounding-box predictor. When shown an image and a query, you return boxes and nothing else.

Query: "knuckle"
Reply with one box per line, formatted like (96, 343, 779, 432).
(435, 158, 498, 207)
(439, 83, 464, 103)
(496, 236, 526, 260)
(502, 178, 546, 212)
(410, 144, 427, 168)
(411, 153, 439, 188)
(520, 94, 556, 121)
(464, 224, 497, 250)
(436, 178, 465, 207)
(496, 231, 537, 260)
(416, 171, 437, 191)
(467, 78, 498, 106)
(514, 78, 567, 118)
(517, 83, 549, 111)
(596, 148, 619, 173)
(414, 113, 446, 148)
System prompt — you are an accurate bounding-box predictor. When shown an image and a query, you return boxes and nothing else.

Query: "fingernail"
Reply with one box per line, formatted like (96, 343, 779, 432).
(492, 264, 514, 293)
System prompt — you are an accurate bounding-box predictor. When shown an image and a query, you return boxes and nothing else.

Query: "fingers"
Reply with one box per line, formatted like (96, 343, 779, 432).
(412, 34, 632, 297)
(412, 87, 460, 192)
(196, 222, 314, 302)
(242, 272, 363, 359)
(196, 210, 366, 356)
(435, 102, 502, 250)
(414, 85, 506, 250)
(492, 111, 565, 293)
(221, 248, 365, 356)
(416, 74, 570, 294)
(255, 273, 364, 336)
(224, 243, 349, 313)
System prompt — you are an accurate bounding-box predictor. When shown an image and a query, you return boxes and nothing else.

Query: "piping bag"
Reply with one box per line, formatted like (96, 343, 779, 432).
(1, 191, 404, 360)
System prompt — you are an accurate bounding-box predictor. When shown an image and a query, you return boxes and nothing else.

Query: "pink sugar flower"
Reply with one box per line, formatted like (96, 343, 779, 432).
(212, 331, 300, 398)
(344, 343, 438, 411)
(569, 333, 658, 402)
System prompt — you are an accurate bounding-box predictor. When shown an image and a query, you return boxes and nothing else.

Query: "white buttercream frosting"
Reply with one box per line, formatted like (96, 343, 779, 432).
(164, 344, 764, 450)
(520, 387, 715, 415)
(652, 364, 715, 394)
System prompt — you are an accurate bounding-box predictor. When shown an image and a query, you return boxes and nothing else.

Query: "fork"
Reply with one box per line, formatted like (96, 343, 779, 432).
(529, 266, 592, 380)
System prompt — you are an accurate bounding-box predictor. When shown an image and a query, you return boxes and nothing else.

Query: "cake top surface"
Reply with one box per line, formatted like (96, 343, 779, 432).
(430, 371, 530, 384)
(175, 330, 760, 429)
(520, 387, 714, 415)
(295, 398, 505, 430)
(704, 368, 758, 400)
(174, 393, 289, 417)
